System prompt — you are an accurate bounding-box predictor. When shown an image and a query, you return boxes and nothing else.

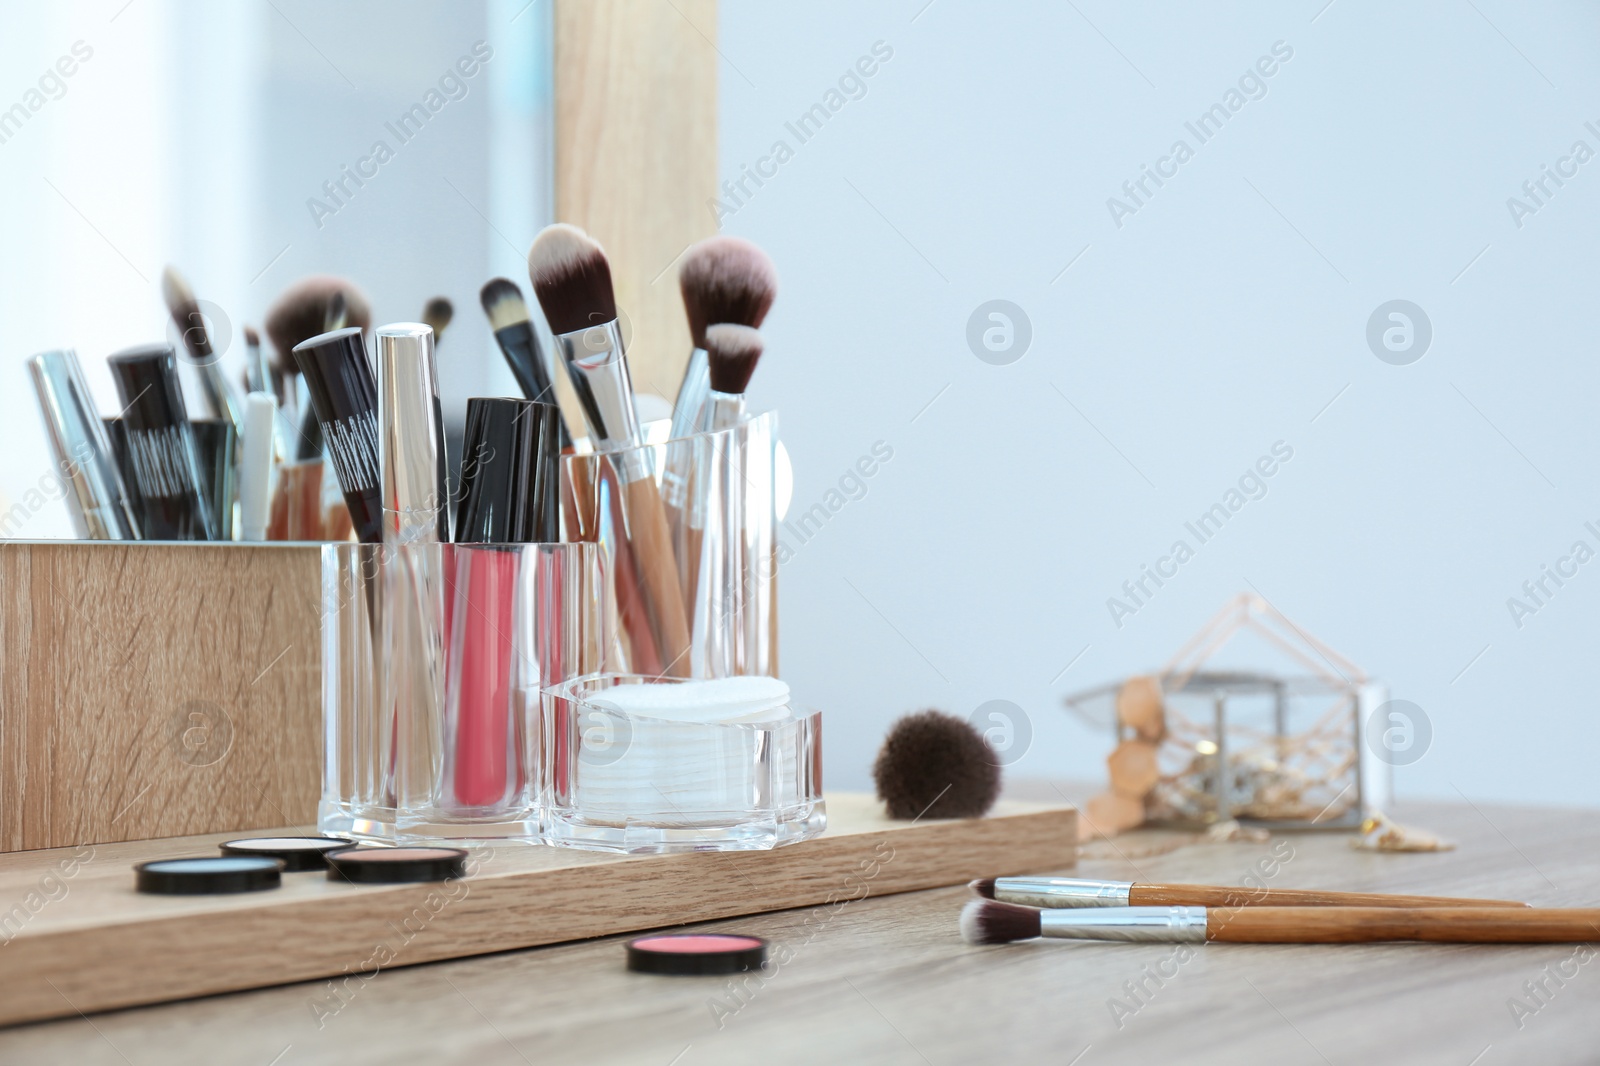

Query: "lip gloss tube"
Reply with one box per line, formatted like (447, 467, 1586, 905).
(447, 397, 561, 810)
(27, 349, 138, 539)
(105, 343, 216, 540)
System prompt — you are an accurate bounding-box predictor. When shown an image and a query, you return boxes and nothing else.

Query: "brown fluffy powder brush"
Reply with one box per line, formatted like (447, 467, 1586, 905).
(873, 710, 1000, 820)
(670, 236, 777, 441)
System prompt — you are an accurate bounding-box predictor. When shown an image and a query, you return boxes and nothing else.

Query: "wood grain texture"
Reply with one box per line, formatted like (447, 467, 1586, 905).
(1208, 906, 1600, 943)
(2, 796, 1596, 1064)
(0, 793, 1073, 1026)
(0, 542, 322, 852)
(553, 0, 719, 405)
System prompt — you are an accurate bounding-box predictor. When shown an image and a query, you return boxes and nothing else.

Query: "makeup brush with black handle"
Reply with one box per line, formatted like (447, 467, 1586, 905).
(961, 899, 1600, 945)
(528, 222, 691, 675)
(479, 278, 575, 447)
(971, 877, 1529, 910)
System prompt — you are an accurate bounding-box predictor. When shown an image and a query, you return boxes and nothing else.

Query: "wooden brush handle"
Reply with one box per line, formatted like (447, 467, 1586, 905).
(1130, 883, 1527, 909)
(1208, 906, 1600, 943)
(622, 475, 691, 677)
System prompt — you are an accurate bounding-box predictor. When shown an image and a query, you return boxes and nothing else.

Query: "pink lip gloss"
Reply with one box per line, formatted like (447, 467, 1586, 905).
(448, 397, 562, 810)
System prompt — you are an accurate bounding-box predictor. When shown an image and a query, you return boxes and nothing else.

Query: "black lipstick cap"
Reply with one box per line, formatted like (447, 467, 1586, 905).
(454, 398, 561, 543)
(292, 327, 381, 543)
(105, 343, 215, 541)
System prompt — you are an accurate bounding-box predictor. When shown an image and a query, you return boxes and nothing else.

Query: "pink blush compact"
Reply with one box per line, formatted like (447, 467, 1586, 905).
(626, 933, 768, 975)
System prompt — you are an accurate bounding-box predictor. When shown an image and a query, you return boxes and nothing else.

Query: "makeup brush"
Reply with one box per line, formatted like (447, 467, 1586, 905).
(529, 222, 690, 675)
(161, 265, 244, 436)
(970, 878, 1529, 910)
(670, 236, 777, 442)
(703, 323, 763, 430)
(422, 297, 453, 344)
(479, 278, 575, 445)
(242, 326, 268, 395)
(960, 900, 1600, 945)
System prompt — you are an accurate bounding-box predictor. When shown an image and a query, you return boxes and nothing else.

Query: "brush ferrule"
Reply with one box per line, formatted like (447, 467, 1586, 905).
(554, 320, 649, 481)
(668, 347, 709, 442)
(995, 878, 1134, 908)
(1039, 906, 1208, 942)
(708, 391, 747, 432)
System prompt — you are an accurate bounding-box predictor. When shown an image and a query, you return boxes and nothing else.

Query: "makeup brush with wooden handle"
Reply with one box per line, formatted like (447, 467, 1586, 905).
(972, 877, 1528, 910)
(528, 223, 691, 676)
(962, 900, 1600, 945)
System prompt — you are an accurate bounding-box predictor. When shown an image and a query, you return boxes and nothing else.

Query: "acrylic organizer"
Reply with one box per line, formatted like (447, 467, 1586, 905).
(319, 541, 609, 842)
(567, 410, 779, 680)
(540, 673, 824, 853)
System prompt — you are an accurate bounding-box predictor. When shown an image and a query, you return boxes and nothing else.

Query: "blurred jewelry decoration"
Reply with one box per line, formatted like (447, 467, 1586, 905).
(1351, 812, 1454, 853)
(1066, 594, 1383, 835)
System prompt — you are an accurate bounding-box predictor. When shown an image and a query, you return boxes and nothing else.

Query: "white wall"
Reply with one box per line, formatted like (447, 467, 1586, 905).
(719, 0, 1600, 806)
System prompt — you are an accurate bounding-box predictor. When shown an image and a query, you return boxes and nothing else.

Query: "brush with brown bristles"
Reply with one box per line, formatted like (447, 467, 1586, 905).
(969, 877, 1527, 910)
(960, 899, 1600, 945)
(670, 237, 777, 442)
(528, 223, 690, 674)
(161, 265, 244, 436)
(422, 297, 453, 343)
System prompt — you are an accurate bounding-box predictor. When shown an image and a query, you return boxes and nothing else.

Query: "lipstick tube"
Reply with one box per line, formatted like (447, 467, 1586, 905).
(105, 343, 216, 541)
(377, 324, 451, 817)
(292, 326, 382, 543)
(27, 349, 138, 539)
(445, 397, 561, 811)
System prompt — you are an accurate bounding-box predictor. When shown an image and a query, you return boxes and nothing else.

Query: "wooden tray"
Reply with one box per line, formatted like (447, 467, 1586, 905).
(0, 792, 1074, 1027)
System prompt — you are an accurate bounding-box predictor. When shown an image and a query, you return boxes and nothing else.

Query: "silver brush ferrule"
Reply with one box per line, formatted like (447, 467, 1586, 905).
(995, 877, 1134, 909)
(1040, 906, 1208, 942)
(376, 323, 449, 544)
(554, 320, 649, 481)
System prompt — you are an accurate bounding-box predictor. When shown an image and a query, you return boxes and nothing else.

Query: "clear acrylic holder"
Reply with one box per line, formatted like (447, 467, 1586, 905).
(319, 541, 609, 843)
(540, 673, 824, 853)
(566, 410, 778, 680)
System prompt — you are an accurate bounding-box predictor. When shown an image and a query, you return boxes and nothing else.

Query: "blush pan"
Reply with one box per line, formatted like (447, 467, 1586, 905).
(626, 933, 768, 975)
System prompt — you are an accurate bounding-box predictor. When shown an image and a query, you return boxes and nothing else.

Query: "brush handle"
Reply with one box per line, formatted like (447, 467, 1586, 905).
(623, 475, 691, 677)
(1131, 883, 1527, 909)
(1209, 906, 1600, 943)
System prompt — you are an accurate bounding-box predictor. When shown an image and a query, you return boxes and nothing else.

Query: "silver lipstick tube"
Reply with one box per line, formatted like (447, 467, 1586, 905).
(1040, 906, 1208, 943)
(994, 877, 1134, 908)
(377, 324, 449, 543)
(376, 323, 449, 812)
(26, 349, 138, 539)
(554, 320, 649, 482)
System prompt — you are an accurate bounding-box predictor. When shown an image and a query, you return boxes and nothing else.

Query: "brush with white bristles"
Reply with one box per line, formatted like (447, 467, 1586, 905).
(960, 899, 1600, 945)
(528, 222, 690, 675)
(670, 237, 777, 442)
(162, 265, 244, 436)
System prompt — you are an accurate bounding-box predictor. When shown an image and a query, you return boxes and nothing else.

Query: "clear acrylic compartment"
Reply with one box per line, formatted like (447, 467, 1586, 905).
(540, 673, 824, 853)
(565, 411, 778, 680)
(320, 542, 609, 843)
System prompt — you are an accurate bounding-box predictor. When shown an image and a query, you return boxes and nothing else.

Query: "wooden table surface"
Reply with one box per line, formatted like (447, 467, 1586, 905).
(2, 796, 1597, 1065)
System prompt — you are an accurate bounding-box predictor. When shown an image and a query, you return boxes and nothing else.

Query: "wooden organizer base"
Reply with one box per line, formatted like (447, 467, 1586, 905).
(0, 793, 1074, 1027)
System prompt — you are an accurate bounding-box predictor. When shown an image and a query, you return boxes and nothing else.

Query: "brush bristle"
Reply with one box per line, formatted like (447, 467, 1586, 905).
(265, 276, 372, 368)
(527, 223, 616, 335)
(423, 297, 453, 338)
(480, 278, 532, 333)
(679, 236, 777, 348)
(960, 899, 1042, 945)
(244, 326, 260, 348)
(161, 265, 212, 359)
(969, 878, 997, 899)
(704, 323, 764, 395)
(873, 709, 1002, 820)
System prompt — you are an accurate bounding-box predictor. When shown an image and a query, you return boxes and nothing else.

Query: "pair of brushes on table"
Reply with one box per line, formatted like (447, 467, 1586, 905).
(963, 878, 1600, 945)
